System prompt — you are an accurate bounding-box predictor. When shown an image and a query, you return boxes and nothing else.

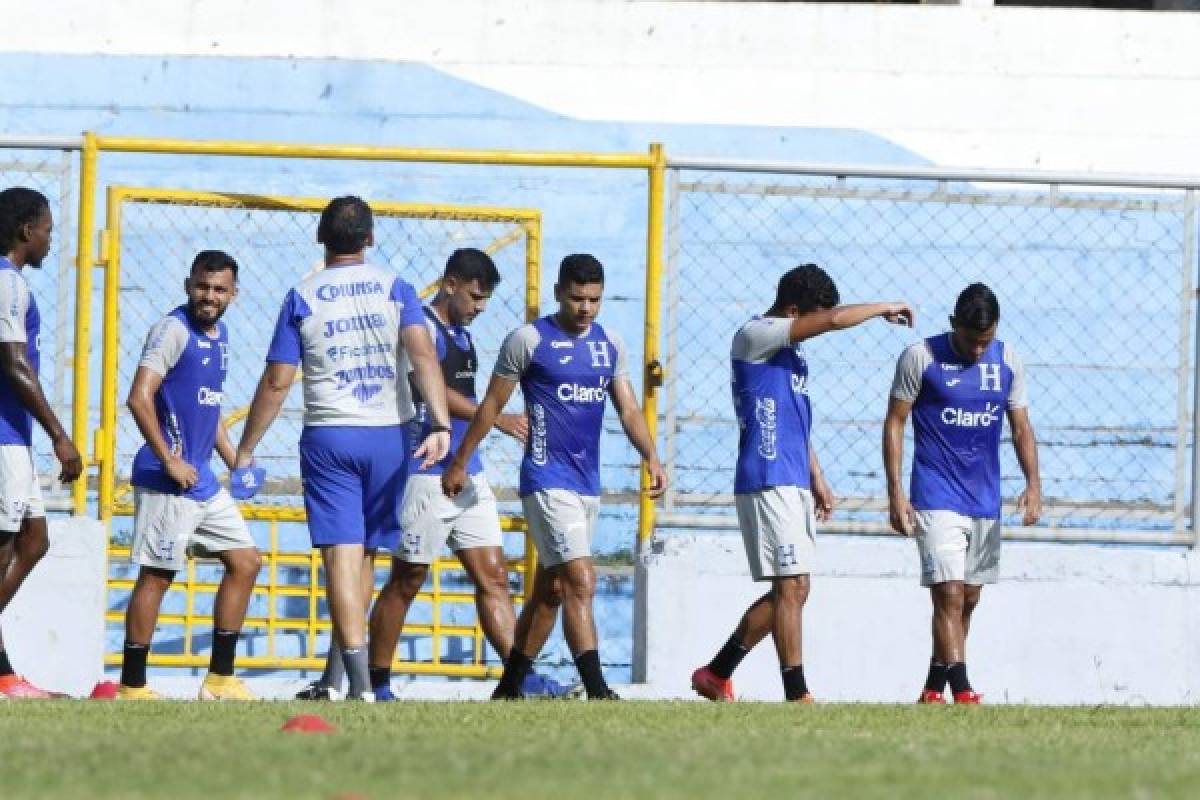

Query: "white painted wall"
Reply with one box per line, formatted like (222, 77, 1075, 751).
(2, 519, 106, 697)
(637, 534, 1200, 704)
(4, 1, 1200, 174)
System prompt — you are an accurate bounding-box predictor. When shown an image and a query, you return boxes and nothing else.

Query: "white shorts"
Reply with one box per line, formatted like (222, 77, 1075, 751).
(0, 446, 45, 532)
(735, 487, 817, 582)
(397, 473, 504, 564)
(915, 510, 1001, 587)
(521, 489, 599, 568)
(131, 487, 255, 571)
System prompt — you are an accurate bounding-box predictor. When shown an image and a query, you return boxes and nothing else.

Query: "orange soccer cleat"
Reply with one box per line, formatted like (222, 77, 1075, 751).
(953, 690, 983, 705)
(917, 688, 947, 704)
(691, 666, 736, 703)
(0, 674, 55, 699)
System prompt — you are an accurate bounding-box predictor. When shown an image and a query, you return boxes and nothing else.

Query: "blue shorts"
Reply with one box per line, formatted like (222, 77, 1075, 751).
(299, 425, 409, 550)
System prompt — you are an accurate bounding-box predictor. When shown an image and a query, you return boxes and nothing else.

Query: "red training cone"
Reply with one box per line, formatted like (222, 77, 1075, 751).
(280, 714, 336, 734)
(90, 680, 120, 700)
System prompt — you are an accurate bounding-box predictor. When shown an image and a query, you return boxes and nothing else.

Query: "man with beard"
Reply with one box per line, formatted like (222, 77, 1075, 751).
(118, 250, 262, 700)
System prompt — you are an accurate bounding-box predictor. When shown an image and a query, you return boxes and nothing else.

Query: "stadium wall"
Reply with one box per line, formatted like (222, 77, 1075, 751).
(2, 2, 1200, 693)
(4, 0, 1200, 175)
(638, 536, 1200, 705)
(3, 519, 106, 697)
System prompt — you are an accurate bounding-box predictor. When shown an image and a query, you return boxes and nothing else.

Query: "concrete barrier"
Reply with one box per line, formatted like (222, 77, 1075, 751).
(3, 517, 106, 697)
(636, 533, 1200, 705)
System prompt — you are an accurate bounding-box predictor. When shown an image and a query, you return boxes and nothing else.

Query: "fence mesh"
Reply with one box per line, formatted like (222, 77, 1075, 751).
(109, 195, 534, 507)
(0, 152, 76, 492)
(101, 192, 539, 674)
(663, 170, 1197, 538)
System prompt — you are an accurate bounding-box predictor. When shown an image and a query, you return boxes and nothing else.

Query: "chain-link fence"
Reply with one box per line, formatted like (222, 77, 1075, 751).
(104, 190, 537, 511)
(0, 148, 77, 499)
(97, 188, 542, 674)
(659, 163, 1199, 543)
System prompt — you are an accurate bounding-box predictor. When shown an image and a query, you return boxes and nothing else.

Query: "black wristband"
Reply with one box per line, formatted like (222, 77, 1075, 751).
(428, 424, 451, 434)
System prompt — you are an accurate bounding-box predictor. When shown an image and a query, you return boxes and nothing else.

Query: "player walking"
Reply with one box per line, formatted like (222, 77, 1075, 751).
(119, 250, 262, 700)
(883, 283, 1040, 704)
(236, 196, 449, 701)
(443, 254, 666, 700)
(0, 188, 82, 698)
(692, 264, 912, 703)
(367, 248, 537, 699)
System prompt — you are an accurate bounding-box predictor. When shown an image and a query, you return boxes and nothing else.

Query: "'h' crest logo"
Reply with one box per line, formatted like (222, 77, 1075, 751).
(979, 363, 1001, 392)
(587, 340, 611, 369)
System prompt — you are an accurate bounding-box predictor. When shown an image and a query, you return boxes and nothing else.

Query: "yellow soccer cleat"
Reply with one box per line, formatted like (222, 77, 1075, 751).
(117, 684, 162, 700)
(198, 673, 257, 701)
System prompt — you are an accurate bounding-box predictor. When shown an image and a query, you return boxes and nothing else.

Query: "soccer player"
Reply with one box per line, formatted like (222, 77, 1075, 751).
(366, 248, 532, 700)
(443, 253, 666, 701)
(691, 265, 912, 703)
(0, 187, 82, 698)
(119, 250, 262, 700)
(236, 196, 450, 701)
(883, 283, 1040, 704)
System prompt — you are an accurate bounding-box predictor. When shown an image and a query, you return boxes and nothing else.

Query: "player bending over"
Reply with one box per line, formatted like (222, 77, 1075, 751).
(692, 264, 912, 703)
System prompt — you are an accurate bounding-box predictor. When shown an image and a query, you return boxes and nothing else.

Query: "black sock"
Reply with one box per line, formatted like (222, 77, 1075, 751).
(0, 650, 13, 676)
(924, 661, 948, 693)
(574, 650, 609, 699)
(781, 665, 808, 701)
(947, 662, 972, 693)
(121, 642, 150, 688)
(208, 629, 239, 677)
(495, 650, 533, 697)
(369, 666, 391, 690)
(708, 635, 749, 680)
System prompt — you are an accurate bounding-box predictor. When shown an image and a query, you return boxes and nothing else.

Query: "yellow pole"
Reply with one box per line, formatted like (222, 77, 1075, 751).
(523, 218, 541, 600)
(71, 132, 98, 515)
(95, 135, 655, 170)
(97, 187, 122, 521)
(637, 143, 666, 547)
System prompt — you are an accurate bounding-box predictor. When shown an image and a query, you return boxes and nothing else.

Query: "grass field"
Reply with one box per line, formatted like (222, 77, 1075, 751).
(3, 701, 1200, 799)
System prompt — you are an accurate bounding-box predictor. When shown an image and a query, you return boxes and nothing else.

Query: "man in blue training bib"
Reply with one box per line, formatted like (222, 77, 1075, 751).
(120, 250, 261, 701)
(443, 254, 667, 700)
(367, 247, 537, 699)
(692, 264, 913, 704)
(0, 188, 83, 698)
(235, 196, 450, 701)
(884, 283, 1041, 705)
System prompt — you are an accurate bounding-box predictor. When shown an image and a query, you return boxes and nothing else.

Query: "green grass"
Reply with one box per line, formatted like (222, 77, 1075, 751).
(3, 701, 1200, 799)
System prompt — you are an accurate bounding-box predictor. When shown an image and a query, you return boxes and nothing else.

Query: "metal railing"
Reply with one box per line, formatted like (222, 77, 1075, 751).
(658, 154, 1200, 546)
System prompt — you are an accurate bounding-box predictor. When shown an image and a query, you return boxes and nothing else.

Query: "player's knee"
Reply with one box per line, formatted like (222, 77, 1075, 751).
(772, 575, 808, 605)
(562, 564, 596, 602)
(962, 587, 982, 615)
(239, 549, 264, 578)
(26, 533, 50, 563)
(932, 583, 965, 613)
(477, 563, 511, 600)
(397, 565, 428, 598)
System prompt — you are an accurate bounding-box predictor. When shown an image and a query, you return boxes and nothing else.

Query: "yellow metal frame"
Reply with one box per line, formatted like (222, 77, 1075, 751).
(67, 135, 668, 675)
(97, 184, 542, 675)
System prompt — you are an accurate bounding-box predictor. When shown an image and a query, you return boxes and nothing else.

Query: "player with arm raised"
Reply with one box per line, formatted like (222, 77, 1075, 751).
(443, 254, 666, 700)
(691, 264, 912, 703)
(119, 251, 262, 700)
(235, 196, 449, 701)
(0, 188, 82, 698)
(883, 283, 1040, 704)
